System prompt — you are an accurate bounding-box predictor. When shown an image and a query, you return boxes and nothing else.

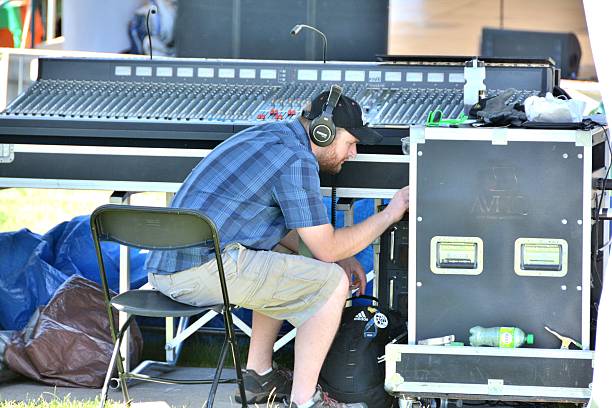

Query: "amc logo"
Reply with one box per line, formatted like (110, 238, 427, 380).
(470, 194, 528, 218)
(470, 166, 529, 218)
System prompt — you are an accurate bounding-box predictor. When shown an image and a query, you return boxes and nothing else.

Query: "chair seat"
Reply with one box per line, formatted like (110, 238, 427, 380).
(110, 290, 221, 318)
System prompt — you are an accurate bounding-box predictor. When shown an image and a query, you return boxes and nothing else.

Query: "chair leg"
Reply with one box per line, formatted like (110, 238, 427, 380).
(99, 316, 134, 408)
(229, 333, 247, 408)
(115, 320, 133, 406)
(99, 336, 122, 408)
(224, 309, 247, 408)
(115, 351, 131, 406)
(206, 336, 230, 408)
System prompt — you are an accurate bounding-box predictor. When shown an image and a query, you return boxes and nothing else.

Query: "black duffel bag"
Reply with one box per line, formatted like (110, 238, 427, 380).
(319, 295, 405, 408)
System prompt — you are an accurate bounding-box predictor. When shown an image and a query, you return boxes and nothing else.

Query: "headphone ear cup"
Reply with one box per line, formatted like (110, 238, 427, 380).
(309, 114, 336, 147)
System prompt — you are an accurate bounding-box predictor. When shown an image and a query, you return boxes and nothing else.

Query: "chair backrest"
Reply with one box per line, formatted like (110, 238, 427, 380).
(91, 204, 219, 250)
(90, 205, 228, 330)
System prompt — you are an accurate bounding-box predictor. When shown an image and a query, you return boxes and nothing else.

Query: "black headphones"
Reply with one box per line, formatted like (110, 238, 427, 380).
(306, 85, 343, 147)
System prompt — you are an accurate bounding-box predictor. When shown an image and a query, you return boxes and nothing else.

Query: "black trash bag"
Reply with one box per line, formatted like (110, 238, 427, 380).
(319, 295, 405, 408)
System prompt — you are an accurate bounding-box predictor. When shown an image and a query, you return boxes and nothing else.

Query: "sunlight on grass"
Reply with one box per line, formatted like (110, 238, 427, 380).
(0, 393, 117, 407)
(0, 391, 287, 408)
(0, 189, 168, 234)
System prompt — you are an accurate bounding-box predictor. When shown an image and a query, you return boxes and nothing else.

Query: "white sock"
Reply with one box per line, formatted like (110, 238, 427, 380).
(296, 398, 315, 408)
(257, 367, 272, 376)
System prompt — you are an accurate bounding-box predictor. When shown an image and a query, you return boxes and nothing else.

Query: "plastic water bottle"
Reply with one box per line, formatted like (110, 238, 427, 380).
(469, 326, 535, 348)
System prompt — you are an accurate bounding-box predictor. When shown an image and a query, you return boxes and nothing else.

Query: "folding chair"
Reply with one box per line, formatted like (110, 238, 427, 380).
(90, 204, 247, 408)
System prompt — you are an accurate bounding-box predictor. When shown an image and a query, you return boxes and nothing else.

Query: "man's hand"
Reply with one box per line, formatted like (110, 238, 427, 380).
(337, 256, 366, 295)
(384, 185, 410, 223)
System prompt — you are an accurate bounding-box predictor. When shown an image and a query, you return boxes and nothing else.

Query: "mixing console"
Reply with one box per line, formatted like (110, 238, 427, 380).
(3, 78, 539, 125)
(0, 57, 556, 147)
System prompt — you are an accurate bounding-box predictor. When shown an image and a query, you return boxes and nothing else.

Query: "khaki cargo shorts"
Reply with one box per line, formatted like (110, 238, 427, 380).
(148, 243, 345, 327)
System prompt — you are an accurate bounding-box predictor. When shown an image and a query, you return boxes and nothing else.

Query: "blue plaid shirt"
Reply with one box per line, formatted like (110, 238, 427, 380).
(146, 119, 329, 275)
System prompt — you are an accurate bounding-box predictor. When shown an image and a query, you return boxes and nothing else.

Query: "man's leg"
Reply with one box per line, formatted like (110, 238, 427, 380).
(291, 272, 349, 405)
(247, 311, 283, 373)
(231, 247, 349, 403)
(246, 237, 295, 373)
(235, 311, 292, 404)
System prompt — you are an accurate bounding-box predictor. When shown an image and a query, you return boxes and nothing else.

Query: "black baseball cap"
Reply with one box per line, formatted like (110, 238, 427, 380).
(303, 91, 383, 145)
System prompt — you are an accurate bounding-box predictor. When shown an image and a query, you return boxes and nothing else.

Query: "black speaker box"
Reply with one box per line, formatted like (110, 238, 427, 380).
(175, 0, 388, 61)
(480, 27, 582, 79)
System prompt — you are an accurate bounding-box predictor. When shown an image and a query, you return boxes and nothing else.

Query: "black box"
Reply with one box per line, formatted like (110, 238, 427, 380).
(378, 211, 409, 317)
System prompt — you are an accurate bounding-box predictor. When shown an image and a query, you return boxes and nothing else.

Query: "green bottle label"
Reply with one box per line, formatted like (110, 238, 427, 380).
(499, 327, 515, 348)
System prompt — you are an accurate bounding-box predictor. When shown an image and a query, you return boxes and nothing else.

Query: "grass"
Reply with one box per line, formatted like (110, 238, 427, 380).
(0, 394, 117, 407)
(0, 379, 286, 408)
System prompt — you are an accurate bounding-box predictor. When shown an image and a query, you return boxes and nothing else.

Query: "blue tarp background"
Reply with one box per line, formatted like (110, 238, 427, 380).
(0, 216, 147, 330)
(0, 197, 377, 331)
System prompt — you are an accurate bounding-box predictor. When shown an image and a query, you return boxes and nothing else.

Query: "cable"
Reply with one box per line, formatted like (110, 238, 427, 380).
(146, 6, 157, 60)
(598, 236, 612, 252)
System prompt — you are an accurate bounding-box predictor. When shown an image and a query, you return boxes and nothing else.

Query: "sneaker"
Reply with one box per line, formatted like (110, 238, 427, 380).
(285, 387, 368, 408)
(234, 367, 293, 404)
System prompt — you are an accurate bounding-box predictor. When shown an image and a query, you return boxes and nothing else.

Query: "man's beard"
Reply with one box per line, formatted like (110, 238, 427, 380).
(317, 149, 343, 174)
